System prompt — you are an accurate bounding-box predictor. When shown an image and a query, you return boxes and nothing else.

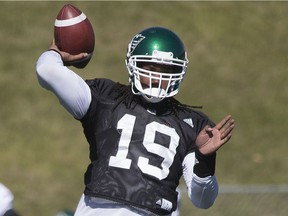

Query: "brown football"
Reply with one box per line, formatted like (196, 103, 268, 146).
(54, 4, 95, 68)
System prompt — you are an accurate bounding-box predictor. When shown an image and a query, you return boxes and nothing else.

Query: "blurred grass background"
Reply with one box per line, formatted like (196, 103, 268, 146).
(0, 1, 288, 215)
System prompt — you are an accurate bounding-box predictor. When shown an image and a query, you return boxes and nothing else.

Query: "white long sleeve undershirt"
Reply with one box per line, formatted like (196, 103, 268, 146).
(36, 51, 91, 119)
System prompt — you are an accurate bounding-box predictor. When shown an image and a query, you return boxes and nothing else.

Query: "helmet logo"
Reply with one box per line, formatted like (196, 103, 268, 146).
(128, 34, 145, 55)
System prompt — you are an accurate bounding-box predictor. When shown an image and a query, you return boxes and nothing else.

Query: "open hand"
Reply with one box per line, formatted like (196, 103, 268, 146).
(196, 115, 235, 155)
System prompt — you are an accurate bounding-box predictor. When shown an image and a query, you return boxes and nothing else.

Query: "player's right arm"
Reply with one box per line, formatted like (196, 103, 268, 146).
(36, 45, 91, 120)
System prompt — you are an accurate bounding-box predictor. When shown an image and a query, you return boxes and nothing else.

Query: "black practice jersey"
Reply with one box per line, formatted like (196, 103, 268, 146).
(80, 78, 214, 215)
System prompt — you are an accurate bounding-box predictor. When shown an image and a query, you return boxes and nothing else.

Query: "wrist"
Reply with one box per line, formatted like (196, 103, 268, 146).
(193, 149, 216, 178)
(48, 48, 63, 59)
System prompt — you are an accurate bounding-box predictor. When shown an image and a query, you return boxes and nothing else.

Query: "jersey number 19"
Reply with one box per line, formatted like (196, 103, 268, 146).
(109, 114, 180, 180)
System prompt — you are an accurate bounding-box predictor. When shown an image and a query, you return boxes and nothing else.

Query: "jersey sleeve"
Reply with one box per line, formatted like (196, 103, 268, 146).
(36, 50, 91, 119)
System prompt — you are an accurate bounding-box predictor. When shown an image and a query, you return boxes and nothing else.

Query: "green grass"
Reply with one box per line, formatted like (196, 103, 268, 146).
(1, 1, 288, 215)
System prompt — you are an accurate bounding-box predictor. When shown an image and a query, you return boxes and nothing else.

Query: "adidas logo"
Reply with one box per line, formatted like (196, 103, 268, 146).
(156, 198, 173, 211)
(183, 118, 194, 128)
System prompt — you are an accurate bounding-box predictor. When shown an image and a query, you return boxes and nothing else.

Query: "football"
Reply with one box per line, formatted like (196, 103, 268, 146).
(54, 4, 95, 68)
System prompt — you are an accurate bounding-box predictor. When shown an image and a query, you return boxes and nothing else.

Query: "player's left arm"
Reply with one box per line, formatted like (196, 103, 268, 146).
(182, 115, 235, 209)
(193, 115, 234, 187)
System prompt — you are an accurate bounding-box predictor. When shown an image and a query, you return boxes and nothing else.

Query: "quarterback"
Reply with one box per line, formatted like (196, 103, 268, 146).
(36, 27, 234, 216)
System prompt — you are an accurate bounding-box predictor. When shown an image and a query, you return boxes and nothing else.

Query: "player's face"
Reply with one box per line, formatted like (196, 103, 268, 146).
(139, 63, 173, 90)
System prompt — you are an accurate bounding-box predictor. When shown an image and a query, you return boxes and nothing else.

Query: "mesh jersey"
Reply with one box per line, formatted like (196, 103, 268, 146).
(80, 78, 214, 215)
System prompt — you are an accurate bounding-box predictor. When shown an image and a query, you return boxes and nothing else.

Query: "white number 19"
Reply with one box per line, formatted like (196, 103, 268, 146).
(109, 114, 180, 180)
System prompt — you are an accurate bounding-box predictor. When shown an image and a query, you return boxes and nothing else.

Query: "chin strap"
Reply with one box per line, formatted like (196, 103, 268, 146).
(141, 94, 164, 103)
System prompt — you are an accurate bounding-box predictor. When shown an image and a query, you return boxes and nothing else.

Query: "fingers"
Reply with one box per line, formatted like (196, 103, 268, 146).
(205, 115, 235, 139)
(221, 120, 234, 138)
(67, 53, 88, 62)
(60, 50, 88, 63)
(221, 133, 232, 144)
(49, 38, 59, 50)
(219, 115, 235, 144)
(51, 38, 55, 46)
(216, 115, 232, 130)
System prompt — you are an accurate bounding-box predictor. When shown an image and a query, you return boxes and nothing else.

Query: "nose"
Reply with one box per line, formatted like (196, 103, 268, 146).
(151, 74, 161, 84)
(151, 78, 161, 88)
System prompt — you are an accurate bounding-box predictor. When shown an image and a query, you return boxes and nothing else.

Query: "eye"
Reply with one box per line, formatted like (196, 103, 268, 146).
(162, 75, 170, 79)
(173, 66, 182, 73)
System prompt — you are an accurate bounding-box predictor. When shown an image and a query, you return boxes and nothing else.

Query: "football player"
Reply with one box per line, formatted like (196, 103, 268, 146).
(36, 26, 234, 216)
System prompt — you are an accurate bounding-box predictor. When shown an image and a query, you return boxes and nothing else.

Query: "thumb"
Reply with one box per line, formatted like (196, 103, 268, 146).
(205, 126, 214, 138)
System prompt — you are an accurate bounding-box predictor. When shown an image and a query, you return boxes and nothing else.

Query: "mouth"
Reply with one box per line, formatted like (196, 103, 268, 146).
(141, 83, 160, 89)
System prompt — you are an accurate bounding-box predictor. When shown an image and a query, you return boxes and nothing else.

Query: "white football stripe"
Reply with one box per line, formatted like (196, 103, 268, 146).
(54, 13, 86, 27)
